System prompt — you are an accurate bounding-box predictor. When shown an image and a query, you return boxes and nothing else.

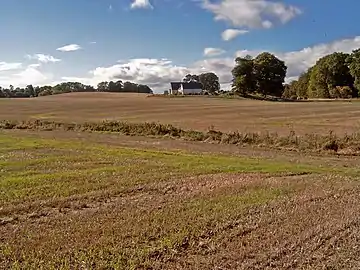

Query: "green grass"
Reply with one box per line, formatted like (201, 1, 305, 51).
(0, 133, 343, 206)
(1, 132, 359, 269)
(1, 132, 359, 207)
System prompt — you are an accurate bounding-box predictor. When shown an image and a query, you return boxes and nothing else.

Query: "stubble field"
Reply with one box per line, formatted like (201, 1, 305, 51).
(1, 93, 360, 269)
(1, 92, 360, 135)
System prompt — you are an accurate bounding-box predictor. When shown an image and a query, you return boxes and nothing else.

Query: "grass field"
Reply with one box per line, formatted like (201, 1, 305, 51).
(1, 93, 360, 269)
(1, 92, 360, 135)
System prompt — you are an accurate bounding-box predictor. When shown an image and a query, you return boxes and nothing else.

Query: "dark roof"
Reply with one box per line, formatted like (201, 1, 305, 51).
(170, 82, 202, 90)
(182, 82, 202, 90)
(170, 82, 182, 90)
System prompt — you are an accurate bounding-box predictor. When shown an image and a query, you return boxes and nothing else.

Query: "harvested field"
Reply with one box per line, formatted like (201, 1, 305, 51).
(1, 130, 360, 269)
(2, 93, 360, 269)
(1, 92, 360, 135)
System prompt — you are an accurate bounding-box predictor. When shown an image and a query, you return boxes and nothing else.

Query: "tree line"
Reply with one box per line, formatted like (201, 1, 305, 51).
(3, 48, 360, 99)
(0, 80, 153, 98)
(232, 49, 360, 99)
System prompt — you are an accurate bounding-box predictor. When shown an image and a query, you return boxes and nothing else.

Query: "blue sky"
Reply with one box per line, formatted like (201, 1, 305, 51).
(1, 0, 360, 91)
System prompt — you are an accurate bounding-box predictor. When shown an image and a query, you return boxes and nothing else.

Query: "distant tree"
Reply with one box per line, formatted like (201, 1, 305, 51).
(282, 82, 297, 99)
(231, 55, 256, 96)
(296, 68, 312, 98)
(137, 84, 153, 94)
(97, 81, 109, 92)
(0, 87, 5, 98)
(183, 74, 199, 83)
(347, 49, 360, 96)
(329, 86, 353, 99)
(108, 81, 117, 92)
(199, 72, 220, 94)
(25, 85, 36, 97)
(114, 80, 123, 92)
(253, 52, 287, 97)
(308, 52, 354, 98)
(34, 86, 41, 96)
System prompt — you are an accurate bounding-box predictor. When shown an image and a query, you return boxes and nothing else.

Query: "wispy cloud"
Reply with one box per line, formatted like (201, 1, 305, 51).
(222, 29, 249, 41)
(56, 44, 82, 52)
(0, 62, 22, 72)
(26, 54, 61, 63)
(204, 47, 226, 57)
(200, 0, 301, 29)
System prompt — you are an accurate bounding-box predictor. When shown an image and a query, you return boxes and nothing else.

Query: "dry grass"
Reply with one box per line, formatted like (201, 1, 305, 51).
(2, 119, 360, 155)
(1, 92, 360, 135)
(1, 131, 360, 269)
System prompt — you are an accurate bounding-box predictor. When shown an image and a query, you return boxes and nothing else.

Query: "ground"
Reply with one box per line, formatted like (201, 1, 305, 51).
(1, 92, 360, 135)
(1, 93, 360, 269)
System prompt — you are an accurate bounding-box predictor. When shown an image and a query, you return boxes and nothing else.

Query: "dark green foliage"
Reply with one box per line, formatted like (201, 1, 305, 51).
(308, 52, 354, 98)
(231, 55, 256, 96)
(199, 72, 220, 94)
(0, 80, 152, 98)
(293, 68, 312, 99)
(282, 83, 296, 99)
(183, 74, 200, 83)
(253, 52, 287, 97)
(347, 49, 360, 96)
(231, 53, 286, 97)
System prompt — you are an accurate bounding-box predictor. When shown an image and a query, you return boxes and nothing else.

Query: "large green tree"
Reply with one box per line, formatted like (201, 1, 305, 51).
(231, 55, 256, 96)
(308, 52, 354, 98)
(253, 52, 287, 97)
(347, 49, 360, 96)
(199, 72, 220, 94)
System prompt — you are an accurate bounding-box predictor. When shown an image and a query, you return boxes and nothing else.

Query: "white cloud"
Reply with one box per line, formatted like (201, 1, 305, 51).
(131, 0, 153, 9)
(56, 44, 82, 52)
(60, 57, 235, 92)
(63, 36, 360, 92)
(222, 29, 249, 41)
(62, 58, 189, 90)
(204, 47, 226, 57)
(200, 0, 301, 29)
(0, 65, 52, 87)
(0, 62, 22, 72)
(5, 36, 358, 92)
(26, 54, 61, 63)
(28, 63, 41, 68)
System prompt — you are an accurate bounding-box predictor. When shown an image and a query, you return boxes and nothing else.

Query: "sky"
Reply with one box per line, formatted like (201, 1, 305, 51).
(1, 0, 360, 92)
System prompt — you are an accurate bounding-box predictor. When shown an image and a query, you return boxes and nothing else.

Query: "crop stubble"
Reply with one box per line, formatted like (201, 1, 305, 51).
(1, 92, 360, 135)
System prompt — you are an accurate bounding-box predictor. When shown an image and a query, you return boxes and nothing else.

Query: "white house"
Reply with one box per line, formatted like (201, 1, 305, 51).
(170, 82, 203, 95)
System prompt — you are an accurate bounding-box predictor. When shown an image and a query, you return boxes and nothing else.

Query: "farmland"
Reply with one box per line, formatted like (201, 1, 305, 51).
(1, 93, 360, 269)
(1, 92, 360, 135)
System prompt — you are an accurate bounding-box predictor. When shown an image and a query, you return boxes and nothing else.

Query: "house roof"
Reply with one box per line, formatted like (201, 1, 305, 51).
(170, 82, 202, 90)
(170, 82, 182, 90)
(182, 82, 202, 90)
